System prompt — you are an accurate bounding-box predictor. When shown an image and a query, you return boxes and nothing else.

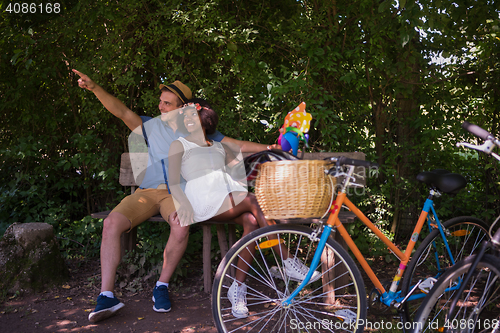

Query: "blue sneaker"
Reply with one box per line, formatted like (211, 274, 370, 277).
(152, 285, 171, 312)
(88, 295, 124, 323)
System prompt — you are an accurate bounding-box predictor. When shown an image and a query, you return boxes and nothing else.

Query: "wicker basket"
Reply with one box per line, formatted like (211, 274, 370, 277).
(254, 160, 336, 219)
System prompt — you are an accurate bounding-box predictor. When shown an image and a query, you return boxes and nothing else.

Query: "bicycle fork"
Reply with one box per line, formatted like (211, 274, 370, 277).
(282, 224, 333, 307)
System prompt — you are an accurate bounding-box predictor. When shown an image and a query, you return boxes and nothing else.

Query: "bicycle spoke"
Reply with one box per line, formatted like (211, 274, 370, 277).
(212, 225, 367, 332)
(413, 255, 500, 333)
(402, 217, 490, 323)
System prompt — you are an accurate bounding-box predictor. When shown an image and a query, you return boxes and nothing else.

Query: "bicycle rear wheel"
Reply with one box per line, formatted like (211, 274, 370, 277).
(401, 216, 489, 322)
(211, 224, 367, 333)
(412, 254, 500, 333)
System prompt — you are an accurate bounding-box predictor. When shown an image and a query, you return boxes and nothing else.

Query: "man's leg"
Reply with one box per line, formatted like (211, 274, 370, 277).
(159, 212, 190, 283)
(88, 212, 130, 323)
(152, 211, 190, 312)
(90, 189, 161, 322)
(161, 193, 261, 285)
(100, 212, 132, 292)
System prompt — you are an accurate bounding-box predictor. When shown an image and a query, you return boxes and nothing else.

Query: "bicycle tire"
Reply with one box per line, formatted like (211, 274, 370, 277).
(412, 254, 500, 333)
(211, 224, 367, 333)
(401, 216, 489, 322)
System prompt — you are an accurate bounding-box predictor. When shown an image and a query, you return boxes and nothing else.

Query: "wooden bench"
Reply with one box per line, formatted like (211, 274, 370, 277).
(91, 151, 365, 293)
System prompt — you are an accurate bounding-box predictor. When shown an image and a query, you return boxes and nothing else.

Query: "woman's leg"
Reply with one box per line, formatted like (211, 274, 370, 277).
(213, 192, 288, 284)
(212, 194, 262, 284)
(213, 192, 269, 229)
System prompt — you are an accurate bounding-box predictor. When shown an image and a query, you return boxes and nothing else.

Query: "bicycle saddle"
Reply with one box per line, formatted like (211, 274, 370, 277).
(416, 169, 467, 194)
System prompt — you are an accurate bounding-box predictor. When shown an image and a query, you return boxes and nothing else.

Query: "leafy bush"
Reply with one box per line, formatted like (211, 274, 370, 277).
(1, 0, 499, 271)
(51, 215, 207, 289)
(55, 216, 102, 259)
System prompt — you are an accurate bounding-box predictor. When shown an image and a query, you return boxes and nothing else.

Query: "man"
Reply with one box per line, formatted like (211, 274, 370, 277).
(73, 69, 277, 323)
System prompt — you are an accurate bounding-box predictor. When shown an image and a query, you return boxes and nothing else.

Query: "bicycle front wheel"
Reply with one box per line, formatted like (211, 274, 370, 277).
(401, 216, 489, 322)
(412, 254, 500, 333)
(212, 224, 367, 333)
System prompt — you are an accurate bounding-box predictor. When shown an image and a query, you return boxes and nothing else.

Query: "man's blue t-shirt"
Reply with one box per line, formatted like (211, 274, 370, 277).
(137, 115, 225, 190)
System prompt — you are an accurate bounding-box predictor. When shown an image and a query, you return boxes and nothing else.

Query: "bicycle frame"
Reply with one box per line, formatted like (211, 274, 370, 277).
(284, 164, 458, 308)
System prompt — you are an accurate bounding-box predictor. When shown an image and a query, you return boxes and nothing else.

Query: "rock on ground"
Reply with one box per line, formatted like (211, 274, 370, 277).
(0, 222, 69, 295)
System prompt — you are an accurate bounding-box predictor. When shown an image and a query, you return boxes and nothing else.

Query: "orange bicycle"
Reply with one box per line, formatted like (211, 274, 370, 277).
(212, 155, 489, 332)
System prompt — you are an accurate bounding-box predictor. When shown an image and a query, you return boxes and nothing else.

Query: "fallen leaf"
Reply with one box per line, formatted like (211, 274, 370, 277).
(62, 285, 71, 289)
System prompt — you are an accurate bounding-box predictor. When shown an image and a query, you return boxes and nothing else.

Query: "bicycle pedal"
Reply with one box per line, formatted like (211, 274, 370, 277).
(334, 309, 357, 324)
(419, 277, 437, 293)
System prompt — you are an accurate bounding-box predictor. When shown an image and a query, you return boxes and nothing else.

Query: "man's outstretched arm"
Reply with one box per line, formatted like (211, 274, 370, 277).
(73, 69, 143, 131)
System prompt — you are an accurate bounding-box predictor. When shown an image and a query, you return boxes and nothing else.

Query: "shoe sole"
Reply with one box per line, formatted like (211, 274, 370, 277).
(153, 306, 172, 313)
(88, 302, 125, 323)
(152, 296, 171, 313)
(232, 310, 249, 319)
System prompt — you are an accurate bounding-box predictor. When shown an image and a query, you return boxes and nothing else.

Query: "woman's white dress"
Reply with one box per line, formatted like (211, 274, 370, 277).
(176, 137, 247, 223)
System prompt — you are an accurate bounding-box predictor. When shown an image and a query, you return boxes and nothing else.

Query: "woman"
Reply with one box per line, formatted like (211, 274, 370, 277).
(168, 99, 320, 318)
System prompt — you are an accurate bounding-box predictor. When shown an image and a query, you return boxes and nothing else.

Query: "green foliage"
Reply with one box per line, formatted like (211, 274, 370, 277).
(1, 0, 499, 270)
(0, 133, 121, 227)
(56, 216, 102, 259)
(349, 187, 396, 260)
(52, 215, 206, 288)
(116, 223, 205, 289)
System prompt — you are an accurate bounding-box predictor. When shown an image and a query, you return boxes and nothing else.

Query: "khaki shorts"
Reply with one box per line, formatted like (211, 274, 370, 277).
(111, 187, 176, 231)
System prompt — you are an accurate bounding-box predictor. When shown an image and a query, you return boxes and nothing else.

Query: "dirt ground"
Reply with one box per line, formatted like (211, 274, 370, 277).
(0, 258, 217, 333)
(0, 256, 399, 333)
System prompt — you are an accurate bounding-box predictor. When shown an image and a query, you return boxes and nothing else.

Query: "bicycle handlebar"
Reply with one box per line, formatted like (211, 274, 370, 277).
(458, 121, 500, 161)
(462, 121, 494, 141)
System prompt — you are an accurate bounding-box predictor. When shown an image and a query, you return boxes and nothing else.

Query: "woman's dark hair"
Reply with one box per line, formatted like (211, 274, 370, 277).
(178, 98, 219, 135)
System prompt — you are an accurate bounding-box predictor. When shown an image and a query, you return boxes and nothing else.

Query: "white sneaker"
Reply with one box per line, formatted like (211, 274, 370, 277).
(270, 258, 322, 283)
(228, 281, 249, 318)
